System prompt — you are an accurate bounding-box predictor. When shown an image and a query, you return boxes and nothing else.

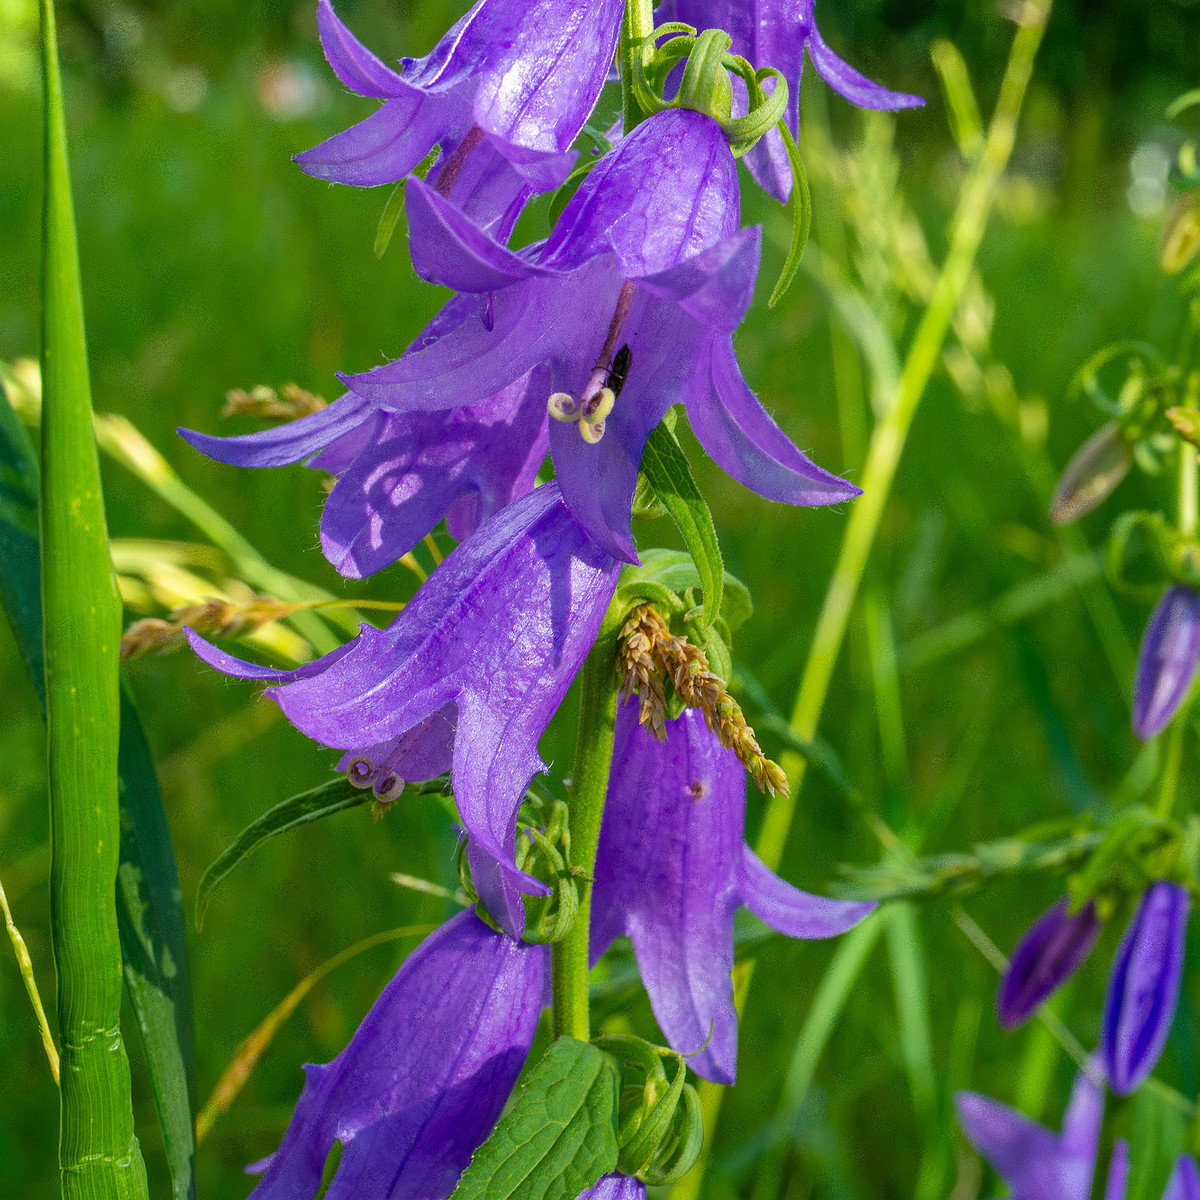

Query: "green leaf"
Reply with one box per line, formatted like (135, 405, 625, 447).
(373, 182, 405, 259)
(195, 776, 375, 928)
(0, 382, 195, 1200)
(1125, 1085, 1186, 1200)
(450, 1037, 620, 1200)
(767, 120, 812, 309)
(638, 421, 724, 626)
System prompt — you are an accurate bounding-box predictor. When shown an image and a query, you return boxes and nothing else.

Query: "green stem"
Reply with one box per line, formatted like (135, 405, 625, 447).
(1179, 437, 1198, 539)
(670, 9, 1052, 1198)
(619, 0, 655, 135)
(39, 0, 149, 1195)
(1155, 714, 1187, 820)
(551, 622, 621, 1041)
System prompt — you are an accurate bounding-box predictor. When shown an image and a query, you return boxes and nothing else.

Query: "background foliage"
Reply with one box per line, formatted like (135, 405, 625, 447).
(5, 0, 1200, 1196)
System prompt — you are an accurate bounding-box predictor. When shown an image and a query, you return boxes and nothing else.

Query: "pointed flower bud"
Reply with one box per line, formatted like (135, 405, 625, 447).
(955, 1068, 1104, 1200)
(1132, 586, 1200, 739)
(1165, 1156, 1200, 1200)
(1049, 421, 1132, 526)
(1101, 880, 1189, 1095)
(247, 909, 545, 1200)
(591, 701, 873, 1084)
(997, 897, 1102, 1029)
(296, 0, 623, 236)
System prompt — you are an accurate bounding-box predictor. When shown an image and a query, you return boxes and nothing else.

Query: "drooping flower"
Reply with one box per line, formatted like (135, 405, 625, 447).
(296, 0, 623, 237)
(577, 1175, 646, 1200)
(954, 1068, 1106, 1200)
(589, 700, 874, 1084)
(246, 908, 545, 1200)
(996, 897, 1102, 1029)
(187, 484, 621, 937)
(1101, 880, 1189, 1095)
(335, 106, 859, 564)
(1132, 585, 1200, 739)
(657, 0, 923, 202)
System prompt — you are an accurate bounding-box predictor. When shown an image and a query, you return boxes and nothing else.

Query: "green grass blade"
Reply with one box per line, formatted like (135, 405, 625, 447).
(39, 0, 149, 1192)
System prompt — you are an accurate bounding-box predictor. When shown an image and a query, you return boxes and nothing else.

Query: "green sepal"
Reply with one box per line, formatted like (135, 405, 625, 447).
(373, 182, 406, 258)
(1125, 1086, 1187, 1200)
(638, 417, 724, 626)
(767, 120, 813, 309)
(617, 548, 751, 634)
(1067, 805, 1183, 918)
(449, 1037, 620, 1200)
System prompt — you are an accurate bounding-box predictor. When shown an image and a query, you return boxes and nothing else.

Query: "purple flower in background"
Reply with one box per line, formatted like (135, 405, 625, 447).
(1132, 585, 1200, 739)
(247, 909, 544, 1200)
(657, 0, 922, 202)
(955, 1068, 1105, 1200)
(578, 1176, 646, 1200)
(296, 0, 623, 237)
(341, 107, 858, 563)
(1165, 1157, 1200, 1200)
(997, 897, 1102, 1029)
(590, 701, 874, 1084)
(187, 484, 620, 937)
(1102, 880, 1189, 1095)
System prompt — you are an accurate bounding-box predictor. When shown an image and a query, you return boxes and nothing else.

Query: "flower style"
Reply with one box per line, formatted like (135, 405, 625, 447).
(247, 909, 545, 1200)
(1101, 880, 1189, 1095)
(1132, 585, 1200, 739)
(338, 106, 860, 564)
(657, 0, 922, 202)
(590, 700, 874, 1084)
(297, 0, 623, 236)
(955, 1068, 1106, 1200)
(997, 897, 1102, 1029)
(187, 484, 621, 937)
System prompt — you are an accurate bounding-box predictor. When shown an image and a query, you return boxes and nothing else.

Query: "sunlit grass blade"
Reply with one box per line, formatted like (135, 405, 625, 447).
(0, 873, 59, 1083)
(39, 0, 149, 1193)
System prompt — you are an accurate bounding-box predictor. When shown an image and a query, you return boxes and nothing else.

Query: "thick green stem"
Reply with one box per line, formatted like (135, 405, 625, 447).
(551, 622, 621, 1041)
(40, 0, 149, 1195)
(619, 0, 655, 135)
(1179, 438, 1198, 539)
(670, 8, 1052, 1198)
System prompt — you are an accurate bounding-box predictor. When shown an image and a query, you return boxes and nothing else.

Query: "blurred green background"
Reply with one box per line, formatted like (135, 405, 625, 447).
(4, 0, 1200, 1196)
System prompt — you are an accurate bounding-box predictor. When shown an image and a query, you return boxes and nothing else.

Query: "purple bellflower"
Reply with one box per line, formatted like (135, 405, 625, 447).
(182, 109, 858, 570)
(657, 0, 922, 202)
(996, 897, 1102, 1029)
(955, 1068, 1106, 1200)
(1132, 585, 1200, 739)
(1101, 880, 1189, 1095)
(296, 0, 623, 237)
(590, 700, 874, 1084)
(1166, 1157, 1200, 1200)
(578, 1176, 646, 1200)
(247, 908, 545, 1200)
(187, 484, 621, 938)
(334, 106, 860, 564)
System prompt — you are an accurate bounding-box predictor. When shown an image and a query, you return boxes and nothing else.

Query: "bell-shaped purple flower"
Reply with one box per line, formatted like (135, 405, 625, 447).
(1101, 880, 1189, 1095)
(997, 897, 1102, 1029)
(657, 0, 922, 202)
(577, 1176, 646, 1200)
(1165, 1157, 1200, 1200)
(247, 908, 545, 1200)
(187, 484, 621, 937)
(955, 1068, 1105, 1200)
(590, 701, 874, 1084)
(1132, 585, 1200, 739)
(333, 107, 858, 564)
(296, 0, 622, 237)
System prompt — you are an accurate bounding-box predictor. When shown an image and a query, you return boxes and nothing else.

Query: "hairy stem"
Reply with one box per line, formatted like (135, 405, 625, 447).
(551, 621, 621, 1041)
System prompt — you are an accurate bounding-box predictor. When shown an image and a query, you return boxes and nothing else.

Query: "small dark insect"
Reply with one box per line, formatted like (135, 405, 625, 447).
(606, 343, 632, 399)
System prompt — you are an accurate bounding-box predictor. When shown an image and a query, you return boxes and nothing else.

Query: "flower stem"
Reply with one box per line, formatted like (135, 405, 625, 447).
(619, 0, 655, 135)
(1179, 437, 1197, 539)
(551, 620, 621, 1041)
(669, 6, 1053, 1196)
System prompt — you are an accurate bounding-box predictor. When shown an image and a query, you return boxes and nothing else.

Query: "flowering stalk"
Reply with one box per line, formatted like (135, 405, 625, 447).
(552, 615, 621, 1041)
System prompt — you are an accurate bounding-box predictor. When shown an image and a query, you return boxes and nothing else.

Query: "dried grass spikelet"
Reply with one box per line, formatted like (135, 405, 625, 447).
(617, 603, 789, 797)
(121, 595, 296, 660)
(222, 382, 326, 421)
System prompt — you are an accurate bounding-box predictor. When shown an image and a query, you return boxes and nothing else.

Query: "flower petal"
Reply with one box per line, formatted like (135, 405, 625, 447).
(184, 626, 356, 683)
(315, 0, 404, 97)
(997, 898, 1101, 1030)
(1164, 1157, 1200, 1200)
(1104, 1140, 1129, 1200)
(807, 20, 924, 112)
(247, 909, 544, 1200)
(1102, 880, 1189, 1095)
(178, 394, 375, 469)
(737, 845, 874, 938)
(577, 1175, 647, 1200)
(1132, 586, 1200, 739)
(688, 338, 861, 507)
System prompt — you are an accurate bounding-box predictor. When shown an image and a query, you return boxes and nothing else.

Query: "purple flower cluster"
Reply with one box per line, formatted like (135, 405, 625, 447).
(181, 0, 916, 1195)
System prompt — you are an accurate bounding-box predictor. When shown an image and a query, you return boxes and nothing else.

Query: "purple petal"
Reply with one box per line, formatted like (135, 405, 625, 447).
(1104, 1141, 1129, 1200)
(807, 21, 924, 112)
(576, 1176, 647, 1200)
(336, 706, 456, 793)
(688, 337, 862, 507)
(742, 126, 794, 206)
(737, 845, 874, 937)
(184, 626, 356, 683)
(178, 394, 374, 469)
(267, 484, 621, 936)
(315, 0, 404, 97)
(1102, 880, 1189, 1094)
(1132, 586, 1200, 739)
(1165, 1157, 1200, 1200)
(997, 898, 1101, 1029)
(247, 909, 544, 1200)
